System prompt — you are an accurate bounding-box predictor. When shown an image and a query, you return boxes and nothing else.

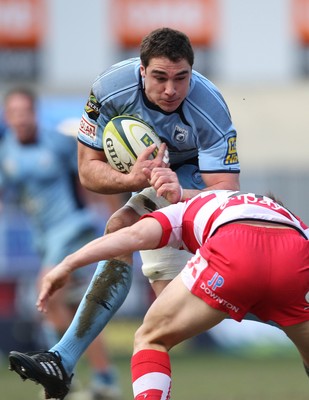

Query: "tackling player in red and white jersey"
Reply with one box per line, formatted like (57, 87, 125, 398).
(10, 183, 309, 399)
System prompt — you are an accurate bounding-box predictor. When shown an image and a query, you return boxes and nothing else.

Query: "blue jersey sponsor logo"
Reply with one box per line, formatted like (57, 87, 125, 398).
(224, 136, 238, 165)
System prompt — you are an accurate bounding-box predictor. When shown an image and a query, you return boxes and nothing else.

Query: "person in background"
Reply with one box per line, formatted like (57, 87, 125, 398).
(0, 87, 123, 400)
(9, 184, 309, 399)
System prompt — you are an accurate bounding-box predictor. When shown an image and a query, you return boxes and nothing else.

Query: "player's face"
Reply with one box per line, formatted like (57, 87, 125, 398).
(141, 57, 192, 113)
(4, 93, 37, 144)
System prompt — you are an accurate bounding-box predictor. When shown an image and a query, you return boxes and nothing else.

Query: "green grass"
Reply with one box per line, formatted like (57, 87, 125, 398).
(1, 320, 308, 399)
(2, 349, 308, 399)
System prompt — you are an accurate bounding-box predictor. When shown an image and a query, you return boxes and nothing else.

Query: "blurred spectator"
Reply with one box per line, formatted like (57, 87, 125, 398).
(0, 120, 5, 141)
(0, 87, 124, 400)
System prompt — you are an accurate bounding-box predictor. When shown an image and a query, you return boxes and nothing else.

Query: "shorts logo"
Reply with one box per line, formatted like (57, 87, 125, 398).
(79, 116, 97, 140)
(207, 272, 224, 290)
(200, 281, 239, 313)
(224, 136, 239, 165)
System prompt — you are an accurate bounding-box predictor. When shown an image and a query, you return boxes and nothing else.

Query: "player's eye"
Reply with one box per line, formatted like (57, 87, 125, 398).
(154, 76, 167, 82)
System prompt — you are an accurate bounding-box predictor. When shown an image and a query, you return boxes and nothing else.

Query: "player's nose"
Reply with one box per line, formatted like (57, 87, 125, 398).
(164, 81, 176, 96)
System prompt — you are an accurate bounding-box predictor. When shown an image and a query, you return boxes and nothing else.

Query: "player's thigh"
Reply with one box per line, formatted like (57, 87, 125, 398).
(281, 321, 309, 366)
(151, 279, 171, 297)
(105, 205, 140, 233)
(106, 187, 165, 233)
(134, 274, 227, 352)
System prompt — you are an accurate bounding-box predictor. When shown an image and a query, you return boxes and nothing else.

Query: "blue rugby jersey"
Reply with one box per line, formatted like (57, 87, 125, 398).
(0, 128, 95, 237)
(78, 57, 240, 184)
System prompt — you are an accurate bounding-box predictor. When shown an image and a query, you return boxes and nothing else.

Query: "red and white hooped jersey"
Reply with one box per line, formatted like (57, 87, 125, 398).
(142, 190, 309, 254)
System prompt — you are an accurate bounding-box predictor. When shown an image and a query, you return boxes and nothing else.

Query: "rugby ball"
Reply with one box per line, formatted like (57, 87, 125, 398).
(102, 115, 162, 173)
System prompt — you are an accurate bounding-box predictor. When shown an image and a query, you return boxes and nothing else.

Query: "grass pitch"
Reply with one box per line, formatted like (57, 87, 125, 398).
(1, 319, 308, 400)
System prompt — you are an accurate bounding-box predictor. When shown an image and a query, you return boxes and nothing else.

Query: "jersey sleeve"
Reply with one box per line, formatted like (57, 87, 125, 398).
(188, 73, 240, 173)
(140, 202, 186, 249)
(77, 88, 106, 151)
(198, 131, 240, 173)
(77, 58, 142, 151)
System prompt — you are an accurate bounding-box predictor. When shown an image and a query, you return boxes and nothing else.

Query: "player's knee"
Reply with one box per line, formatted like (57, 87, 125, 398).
(133, 316, 172, 353)
(133, 323, 147, 350)
(133, 323, 162, 353)
(105, 205, 139, 234)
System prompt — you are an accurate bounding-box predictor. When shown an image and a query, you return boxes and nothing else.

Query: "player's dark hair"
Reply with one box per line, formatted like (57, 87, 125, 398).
(4, 87, 37, 108)
(140, 27, 194, 68)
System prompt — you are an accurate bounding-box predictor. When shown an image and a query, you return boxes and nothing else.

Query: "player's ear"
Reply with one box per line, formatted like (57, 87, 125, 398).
(140, 65, 146, 78)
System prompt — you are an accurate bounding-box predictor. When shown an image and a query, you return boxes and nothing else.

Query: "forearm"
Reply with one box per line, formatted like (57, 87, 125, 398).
(150, 168, 240, 203)
(63, 220, 162, 272)
(63, 230, 134, 271)
(78, 141, 170, 195)
(78, 143, 141, 194)
(182, 178, 240, 199)
(79, 160, 141, 194)
(182, 172, 240, 200)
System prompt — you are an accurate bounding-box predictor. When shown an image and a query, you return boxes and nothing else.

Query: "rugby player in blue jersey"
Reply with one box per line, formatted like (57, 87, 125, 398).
(8, 28, 241, 399)
(1, 88, 122, 399)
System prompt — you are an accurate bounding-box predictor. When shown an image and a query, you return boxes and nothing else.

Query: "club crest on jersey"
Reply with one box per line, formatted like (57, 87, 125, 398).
(174, 125, 188, 143)
(224, 136, 239, 165)
(192, 169, 203, 185)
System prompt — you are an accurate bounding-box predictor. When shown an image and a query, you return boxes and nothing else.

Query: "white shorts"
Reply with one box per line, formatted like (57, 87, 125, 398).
(141, 246, 193, 283)
(125, 187, 170, 214)
(125, 187, 192, 282)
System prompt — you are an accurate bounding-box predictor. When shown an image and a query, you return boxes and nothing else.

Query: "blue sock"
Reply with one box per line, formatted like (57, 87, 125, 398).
(49, 259, 132, 375)
(92, 368, 118, 386)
